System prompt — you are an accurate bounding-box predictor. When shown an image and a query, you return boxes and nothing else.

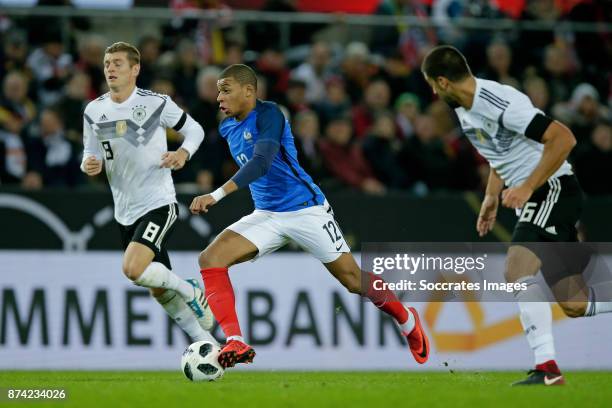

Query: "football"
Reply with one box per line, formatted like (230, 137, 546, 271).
(181, 341, 225, 382)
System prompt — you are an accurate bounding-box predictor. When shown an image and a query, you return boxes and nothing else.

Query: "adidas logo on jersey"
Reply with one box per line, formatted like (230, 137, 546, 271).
(99, 114, 108, 121)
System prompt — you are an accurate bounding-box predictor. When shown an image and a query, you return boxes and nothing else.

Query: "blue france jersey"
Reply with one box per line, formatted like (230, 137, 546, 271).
(219, 100, 325, 212)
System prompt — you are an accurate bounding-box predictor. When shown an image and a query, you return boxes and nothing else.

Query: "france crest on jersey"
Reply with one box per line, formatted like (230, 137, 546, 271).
(219, 100, 325, 212)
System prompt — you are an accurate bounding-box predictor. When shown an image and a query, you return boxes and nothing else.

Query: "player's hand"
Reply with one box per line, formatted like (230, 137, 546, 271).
(189, 194, 217, 214)
(477, 194, 499, 237)
(501, 184, 533, 210)
(84, 156, 103, 176)
(161, 148, 189, 170)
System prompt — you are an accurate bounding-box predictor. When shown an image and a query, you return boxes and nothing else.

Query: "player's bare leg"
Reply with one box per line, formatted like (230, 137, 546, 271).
(122, 242, 215, 339)
(506, 245, 564, 386)
(324, 253, 430, 364)
(551, 275, 589, 318)
(199, 230, 259, 368)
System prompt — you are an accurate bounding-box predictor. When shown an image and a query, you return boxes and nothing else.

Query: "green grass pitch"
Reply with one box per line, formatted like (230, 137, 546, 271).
(1, 371, 611, 408)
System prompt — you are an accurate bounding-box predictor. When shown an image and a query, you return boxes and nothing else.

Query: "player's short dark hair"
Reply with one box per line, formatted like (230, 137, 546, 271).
(421, 45, 472, 82)
(105, 42, 140, 67)
(220, 64, 258, 90)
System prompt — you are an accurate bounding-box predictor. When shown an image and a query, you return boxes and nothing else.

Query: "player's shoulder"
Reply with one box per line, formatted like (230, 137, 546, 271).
(84, 93, 110, 118)
(218, 116, 234, 137)
(255, 99, 282, 116)
(254, 100, 286, 127)
(85, 92, 109, 109)
(135, 88, 171, 103)
(477, 78, 528, 107)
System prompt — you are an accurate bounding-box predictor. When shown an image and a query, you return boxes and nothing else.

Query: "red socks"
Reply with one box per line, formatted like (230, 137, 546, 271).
(536, 360, 561, 374)
(200, 267, 242, 338)
(200, 268, 408, 336)
(365, 272, 409, 324)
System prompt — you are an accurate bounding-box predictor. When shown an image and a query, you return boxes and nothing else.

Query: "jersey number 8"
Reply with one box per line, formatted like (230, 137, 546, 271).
(102, 141, 114, 160)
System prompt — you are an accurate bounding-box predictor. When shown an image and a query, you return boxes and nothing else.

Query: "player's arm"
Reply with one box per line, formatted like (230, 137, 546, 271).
(190, 105, 283, 215)
(477, 167, 504, 237)
(502, 118, 576, 209)
(81, 114, 103, 176)
(160, 97, 205, 170)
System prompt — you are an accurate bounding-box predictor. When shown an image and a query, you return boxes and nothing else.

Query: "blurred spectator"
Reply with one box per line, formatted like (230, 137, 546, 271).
(362, 111, 406, 188)
(379, 51, 411, 103)
(23, 107, 81, 189)
(516, 0, 558, 68)
(541, 44, 576, 105)
(285, 79, 310, 117)
(318, 116, 385, 194)
(75, 34, 106, 98)
(312, 75, 351, 129)
(290, 41, 333, 103)
(293, 110, 324, 181)
(0, 71, 36, 136)
(256, 75, 268, 101)
(137, 36, 161, 90)
(399, 114, 454, 192)
(372, 0, 437, 68)
(554, 83, 612, 142)
(256, 48, 290, 103)
(523, 76, 551, 114)
(352, 78, 392, 139)
(246, 0, 323, 51)
(480, 41, 519, 88)
(0, 129, 26, 185)
(574, 122, 612, 195)
(340, 42, 377, 103)
(172, 39, 201, 107)
(26, 32, 73, 106)
(56, 72, 91, 142)
(191, 67, 222, 134)
(223, 42, 244, 66)
(0, 30, 29, 80)
(394, 92, 420, 139)
(0, 72, 31, 184)
(429, 100, 486, 190)
(190, 66, 228, 190)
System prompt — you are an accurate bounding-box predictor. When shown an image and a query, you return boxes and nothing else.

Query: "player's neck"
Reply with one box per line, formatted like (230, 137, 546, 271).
(110, 83, 136, 104)
(457, 76, 477, 110)
(236, 99, 257, 121)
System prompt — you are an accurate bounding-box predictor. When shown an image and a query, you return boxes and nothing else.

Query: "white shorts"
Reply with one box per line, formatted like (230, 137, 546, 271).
(226, 200, 350, 263)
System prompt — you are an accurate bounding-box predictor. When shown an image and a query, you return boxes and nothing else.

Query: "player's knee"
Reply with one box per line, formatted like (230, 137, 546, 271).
(122, 258, 145, 281)
(559, 301, 586, 318)
(149, 287, 166, 298)
(505, 249, 541, 283)
(198, 250, 226, 269)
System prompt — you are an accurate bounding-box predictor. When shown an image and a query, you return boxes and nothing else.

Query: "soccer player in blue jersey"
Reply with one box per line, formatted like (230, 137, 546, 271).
(189, 64, 429, 368)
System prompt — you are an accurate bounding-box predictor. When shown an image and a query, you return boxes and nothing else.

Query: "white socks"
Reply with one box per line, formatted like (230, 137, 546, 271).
(398, 307, 416, 334)
(135, 262, 194, 300)
(585, 282, 612, 316)
(155, 290, 217, 344)
(515, 277, 555, 365)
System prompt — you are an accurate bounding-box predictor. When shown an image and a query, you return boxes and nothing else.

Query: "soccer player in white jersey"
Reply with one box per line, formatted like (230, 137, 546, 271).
(422, 45, 612, 386)
(81, 42, 215, 344)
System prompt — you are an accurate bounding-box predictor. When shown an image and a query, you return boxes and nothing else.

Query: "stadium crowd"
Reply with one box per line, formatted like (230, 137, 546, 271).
(0, 0, 610, 195)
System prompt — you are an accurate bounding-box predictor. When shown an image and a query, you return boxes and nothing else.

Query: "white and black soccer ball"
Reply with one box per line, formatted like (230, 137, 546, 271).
(181, 341, 225, 382)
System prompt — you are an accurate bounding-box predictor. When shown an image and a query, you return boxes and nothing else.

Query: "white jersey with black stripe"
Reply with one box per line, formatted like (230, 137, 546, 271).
(82, 87, 185, 225)
(455, 78, 573, 187)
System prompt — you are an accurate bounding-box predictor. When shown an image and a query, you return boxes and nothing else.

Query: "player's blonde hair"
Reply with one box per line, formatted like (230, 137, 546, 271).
(105, 42, 140, 67)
